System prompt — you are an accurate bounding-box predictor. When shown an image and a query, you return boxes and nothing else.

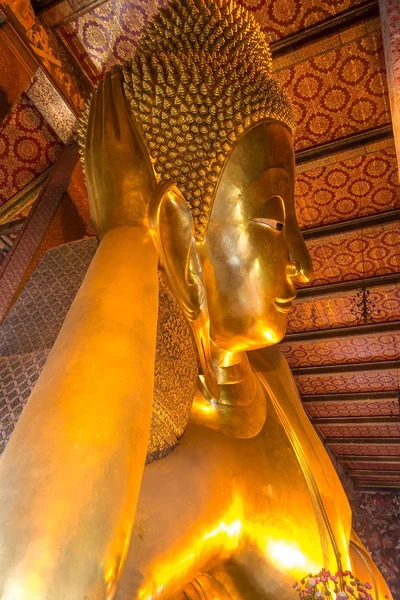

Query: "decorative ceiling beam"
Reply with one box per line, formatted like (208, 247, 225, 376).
(301, 210, 400, 240)
(337, 455, 400, 463)
(312, 416, 400, 426)
(355, 483, 400, 490)
(302, 391, 399, 403)
(295, 125, 393, 165)
(291, 360, 400, 376)
(270, 1, 379, 58)
(285, 321, 400, 342)
(325, 437, 400, 445)
(350, 470, 400, 476)
(296, 273, 400, 299)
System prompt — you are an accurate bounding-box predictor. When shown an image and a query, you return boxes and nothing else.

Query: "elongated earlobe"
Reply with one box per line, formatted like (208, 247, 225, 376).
(149, 184, 219, 400)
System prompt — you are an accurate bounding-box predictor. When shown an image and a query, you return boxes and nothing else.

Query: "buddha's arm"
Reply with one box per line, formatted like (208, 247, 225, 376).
(0, 225, 159, 599)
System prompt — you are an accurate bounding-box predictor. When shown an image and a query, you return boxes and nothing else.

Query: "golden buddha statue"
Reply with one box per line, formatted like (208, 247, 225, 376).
(0, 1, 393, 599)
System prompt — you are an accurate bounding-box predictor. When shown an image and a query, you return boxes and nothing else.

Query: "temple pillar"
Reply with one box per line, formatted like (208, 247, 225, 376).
(0, 144, 80, 321)
(379, 0, 400, 168)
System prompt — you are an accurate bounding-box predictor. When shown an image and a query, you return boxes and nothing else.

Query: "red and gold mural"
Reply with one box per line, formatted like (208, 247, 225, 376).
(0, 93, 63, 206)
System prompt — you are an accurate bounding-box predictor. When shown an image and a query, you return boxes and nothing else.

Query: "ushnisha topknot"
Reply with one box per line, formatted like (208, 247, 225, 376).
(80, 0, 295, 242)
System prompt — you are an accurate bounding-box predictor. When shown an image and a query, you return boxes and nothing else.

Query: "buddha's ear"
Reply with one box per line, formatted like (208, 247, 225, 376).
(149, 184, 219, 400)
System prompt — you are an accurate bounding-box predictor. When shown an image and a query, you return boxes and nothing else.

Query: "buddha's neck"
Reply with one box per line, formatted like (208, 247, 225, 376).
(200, 342, 258, 407)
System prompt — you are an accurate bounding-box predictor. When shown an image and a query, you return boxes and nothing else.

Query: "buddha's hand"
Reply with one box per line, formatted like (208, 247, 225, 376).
(84, 65, 158, 238)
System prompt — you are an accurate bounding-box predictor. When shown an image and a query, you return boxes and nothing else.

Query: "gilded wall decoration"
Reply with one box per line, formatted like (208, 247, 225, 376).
(26, 69, 77, 144)
(280, 331, 400, 368)
(295, 368, 399, 395)
(295, 146, 400, 229)
(306, 223, 400, 287)
(274, 29, 391, 150)
(0, 93, 63, 206)
(57, 0, 165, 80)
(287, 285, 400, 333)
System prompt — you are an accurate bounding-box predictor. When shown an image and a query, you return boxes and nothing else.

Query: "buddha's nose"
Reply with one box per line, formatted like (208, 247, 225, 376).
(286, 218, 313, 284)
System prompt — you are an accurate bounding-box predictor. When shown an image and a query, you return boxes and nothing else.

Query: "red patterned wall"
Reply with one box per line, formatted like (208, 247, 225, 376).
(0, 93, 63, 206)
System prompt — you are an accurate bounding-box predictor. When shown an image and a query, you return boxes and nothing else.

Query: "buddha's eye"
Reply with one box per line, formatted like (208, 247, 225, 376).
(251, 194, 285, 232)
(251, 217, 284, 231)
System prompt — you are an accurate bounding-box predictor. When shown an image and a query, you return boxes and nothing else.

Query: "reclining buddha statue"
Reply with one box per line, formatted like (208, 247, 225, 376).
(0, 0, 393, 598)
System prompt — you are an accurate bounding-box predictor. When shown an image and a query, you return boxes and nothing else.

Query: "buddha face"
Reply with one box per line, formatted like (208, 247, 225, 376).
(199, 120, 313, 353)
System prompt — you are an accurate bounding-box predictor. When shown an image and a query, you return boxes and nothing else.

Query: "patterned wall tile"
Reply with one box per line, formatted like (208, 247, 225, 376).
(57, 0, 165, 81)
(280, 331, 400, 368)
(0, 350, 50, 454)
(275, 30, 391, 150)
(306, 223, 400, 287)
(332, 443, 400, 456)
(319, 423, 400, 438)
(0, 93, 63, 206)
(237, 0, 364, 43)
(295, 147, 400, 230)
(26, 69, 77, 144)
(295, 368, 399, 395)
(288, 285, 400, 333)
(304, 398, 400, 419)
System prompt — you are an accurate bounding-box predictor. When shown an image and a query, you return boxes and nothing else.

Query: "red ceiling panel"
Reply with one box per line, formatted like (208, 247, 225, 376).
(288, 285, 400, 333)
(0, 94, 63, 206)
(319, 423, 400, 438)
(332, 444, 400, 456)
(238, 0, 365, 42)
(295, 147, 400, 230)
(295, 368, 398, 395)
(275, 28, 390, 150)
(304, 399, 399, 419)
(280, 331, 400, 368)
(306, 223, 400, 287)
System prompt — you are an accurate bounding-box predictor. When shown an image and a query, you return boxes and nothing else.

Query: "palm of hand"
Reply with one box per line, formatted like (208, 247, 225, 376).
(84, 66, 158, 238)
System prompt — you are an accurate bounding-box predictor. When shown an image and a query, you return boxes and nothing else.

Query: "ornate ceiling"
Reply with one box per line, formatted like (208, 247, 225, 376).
(0, 0, 399, 493)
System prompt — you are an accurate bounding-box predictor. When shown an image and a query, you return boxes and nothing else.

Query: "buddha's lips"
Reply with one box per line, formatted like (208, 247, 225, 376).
(273, 295, 296, 313)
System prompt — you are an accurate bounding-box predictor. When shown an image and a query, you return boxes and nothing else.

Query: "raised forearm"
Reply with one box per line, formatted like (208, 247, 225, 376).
(0, 226, 158, 599)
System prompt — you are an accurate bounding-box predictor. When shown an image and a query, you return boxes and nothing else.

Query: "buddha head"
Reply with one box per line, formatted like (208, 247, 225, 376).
(94, 0, 313, 398)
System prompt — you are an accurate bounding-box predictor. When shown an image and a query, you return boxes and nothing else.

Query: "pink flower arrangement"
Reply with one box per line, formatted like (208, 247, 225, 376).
(292, 569, 378, 600)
